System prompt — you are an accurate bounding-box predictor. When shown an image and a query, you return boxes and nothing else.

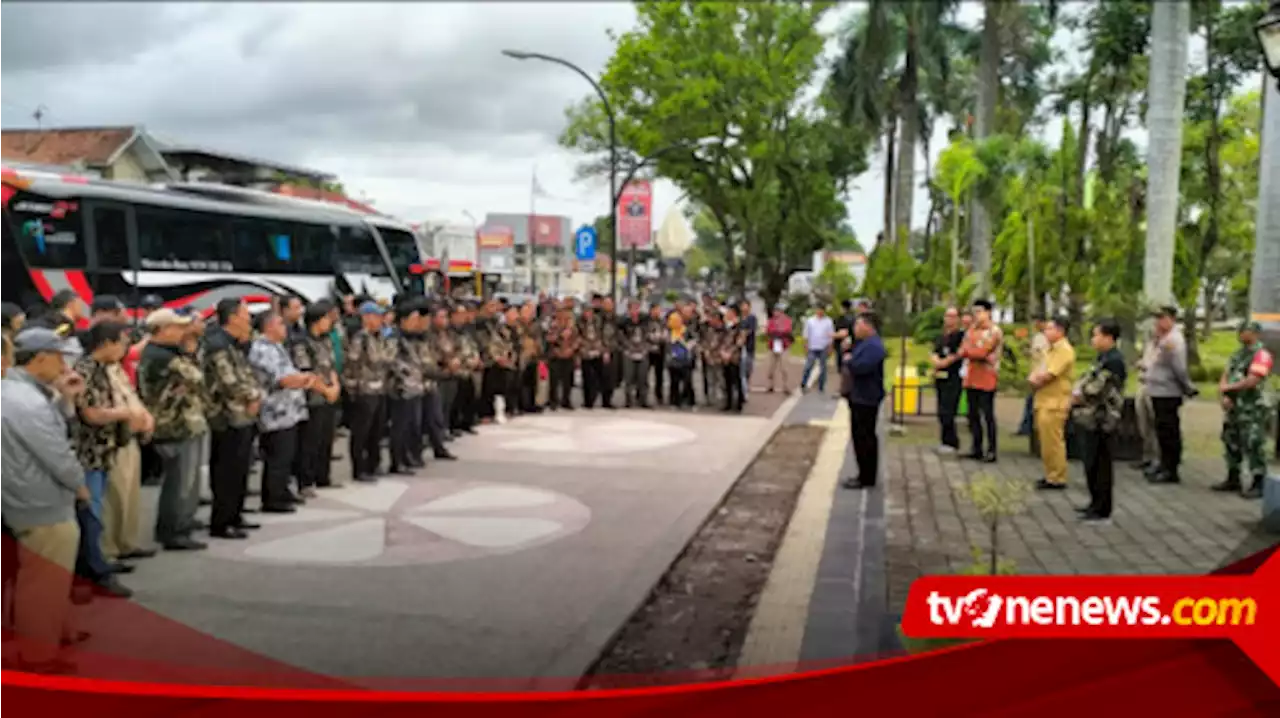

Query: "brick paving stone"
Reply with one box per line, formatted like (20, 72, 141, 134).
(881, 443, 1272, 615)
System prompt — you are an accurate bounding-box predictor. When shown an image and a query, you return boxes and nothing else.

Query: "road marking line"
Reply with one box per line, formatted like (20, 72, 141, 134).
(736, 401, 847, 675)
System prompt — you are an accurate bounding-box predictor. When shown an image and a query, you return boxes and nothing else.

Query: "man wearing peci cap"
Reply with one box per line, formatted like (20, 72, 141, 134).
(1214, 321, 1274, 499)
(2, 326, 90, 672)
(136, 309, 209, 551)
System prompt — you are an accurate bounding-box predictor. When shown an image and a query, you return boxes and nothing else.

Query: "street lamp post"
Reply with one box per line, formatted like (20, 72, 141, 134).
(502, 49, 618, 304)
(1257, 1, 1280, 92)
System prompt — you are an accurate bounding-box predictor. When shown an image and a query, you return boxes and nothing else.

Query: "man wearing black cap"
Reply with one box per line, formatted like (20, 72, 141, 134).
(1139, 305, 1196, 484)
(89, 296, 127, 325)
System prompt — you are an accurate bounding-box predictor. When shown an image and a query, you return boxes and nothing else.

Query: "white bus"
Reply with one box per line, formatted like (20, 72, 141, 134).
(2, 166, 419, 315)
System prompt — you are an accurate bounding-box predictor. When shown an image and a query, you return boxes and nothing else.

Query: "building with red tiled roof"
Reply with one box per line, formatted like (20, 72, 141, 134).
(0, 125, 176, 182)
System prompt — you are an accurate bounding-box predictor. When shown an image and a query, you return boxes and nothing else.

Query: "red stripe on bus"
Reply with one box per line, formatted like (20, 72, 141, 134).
(65, 270, 95, 304)
(29, 270, 54, 301)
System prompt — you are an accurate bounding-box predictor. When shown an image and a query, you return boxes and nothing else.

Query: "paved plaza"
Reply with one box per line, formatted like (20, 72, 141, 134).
(106, 402, 788, 687)
(740, 395, 1278, 672)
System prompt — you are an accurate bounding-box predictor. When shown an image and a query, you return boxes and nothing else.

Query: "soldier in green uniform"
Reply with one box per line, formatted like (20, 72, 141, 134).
(202, 298, 264, 538)
(387, 302, 426, 474)
(451, 303, 483, 434)
(136, 309, 210, 551)
(1213, 321, 1274, 499)
(343, 301, 395, 482)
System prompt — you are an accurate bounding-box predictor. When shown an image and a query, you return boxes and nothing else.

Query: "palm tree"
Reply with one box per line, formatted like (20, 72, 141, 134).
(830, 0, 962, 248)
(1143, 0, 1192, 306)
(971, 0, 1060, 295)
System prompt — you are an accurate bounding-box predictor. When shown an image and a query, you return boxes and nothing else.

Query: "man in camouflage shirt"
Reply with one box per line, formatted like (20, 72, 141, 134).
(516, 302, 545, 414)
(136, 309, 209, 551)
(619, 299, 652, 408)
(646, 303, 668, 405)
(451, 303, 484, 434)
(719, 306, 747, 413)
(409, 301, 456, 462)
(476, 299, 504, 422)
(292, 302, 342, 491)
(547, 303, 581, 410)
(1071, 319, 1127, 522)
(601, 296, 623, 404)
(1214, 321, 1274, 499)
(203, 298, 264, 537)
(578, 304, 612, 409)
(479, 304, 519, 422)
(387, 302, 426, 473)
(700, 309, 727, 407)
(428, 305, 463, 438)
(344, 302, 395, 482)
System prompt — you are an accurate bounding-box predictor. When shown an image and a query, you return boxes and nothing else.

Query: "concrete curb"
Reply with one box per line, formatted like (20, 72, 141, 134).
(542, 388, 806, 686)
(736, 402, 845, 674)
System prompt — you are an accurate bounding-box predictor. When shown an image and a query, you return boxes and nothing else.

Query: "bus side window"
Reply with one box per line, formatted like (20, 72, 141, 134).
(293, 223, 335, 274)
(9, 193, 87, 268)
(232, 218, 294, 273)
(93, 207, 131, 269)
(138, 207, 229, 269)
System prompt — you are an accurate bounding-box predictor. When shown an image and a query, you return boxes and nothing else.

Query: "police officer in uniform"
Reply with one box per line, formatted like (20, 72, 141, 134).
(343, 302, 394, 482)
(388, 302, 426, 474)
(1213, 320, 1274, 499)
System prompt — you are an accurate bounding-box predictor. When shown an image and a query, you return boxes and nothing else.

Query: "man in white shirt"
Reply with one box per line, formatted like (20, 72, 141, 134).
(799, 306, 836, 394)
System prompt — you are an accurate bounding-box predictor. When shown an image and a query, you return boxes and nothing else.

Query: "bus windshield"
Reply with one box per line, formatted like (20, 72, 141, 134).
(378, 226, 420, 276)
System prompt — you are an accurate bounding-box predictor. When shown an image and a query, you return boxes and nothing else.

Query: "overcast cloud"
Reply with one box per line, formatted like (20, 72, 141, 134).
(1, 1, 955, 246)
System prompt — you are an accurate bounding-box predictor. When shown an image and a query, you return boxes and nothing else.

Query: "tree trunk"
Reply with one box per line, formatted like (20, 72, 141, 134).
(1142, 0, 1192, 307)
(970, 0, 1002, 295)
(894, 25, 919, 247)
(882, 118, 897, 246)
(1184, 295, 1202, 369)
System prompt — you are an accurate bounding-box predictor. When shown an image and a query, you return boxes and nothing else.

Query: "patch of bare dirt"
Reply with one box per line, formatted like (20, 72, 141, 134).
(580, 424, 826, 689)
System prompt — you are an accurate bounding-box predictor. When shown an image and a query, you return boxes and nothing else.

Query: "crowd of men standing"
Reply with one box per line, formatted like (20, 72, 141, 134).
(927, 301, 1274, 526)
(0, 287, 768, 673)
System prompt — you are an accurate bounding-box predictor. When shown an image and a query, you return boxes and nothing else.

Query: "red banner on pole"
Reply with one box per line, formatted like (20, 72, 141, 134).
(616, 180, 652, 249)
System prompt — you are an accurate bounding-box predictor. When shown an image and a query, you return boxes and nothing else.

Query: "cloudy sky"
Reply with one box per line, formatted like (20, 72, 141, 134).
(3, 1, 993, 244)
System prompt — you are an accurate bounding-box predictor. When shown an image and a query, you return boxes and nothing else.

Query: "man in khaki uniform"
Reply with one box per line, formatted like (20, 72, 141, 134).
(1028, 316, 1076, 490)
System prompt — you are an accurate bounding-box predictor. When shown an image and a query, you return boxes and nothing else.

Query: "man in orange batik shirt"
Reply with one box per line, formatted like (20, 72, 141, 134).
(960, 299, 1003, 462)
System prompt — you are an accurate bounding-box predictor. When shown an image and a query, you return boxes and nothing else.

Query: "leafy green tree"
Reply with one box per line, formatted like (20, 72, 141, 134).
(560, 1, 869, 311)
